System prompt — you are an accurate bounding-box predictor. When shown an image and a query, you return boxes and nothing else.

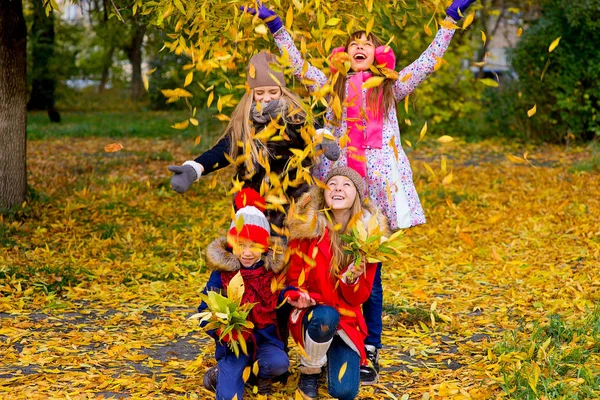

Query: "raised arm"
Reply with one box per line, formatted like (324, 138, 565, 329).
(393, 0, 477, 101)
(392, 19, 456, 101)
(242, 3, 328, 93)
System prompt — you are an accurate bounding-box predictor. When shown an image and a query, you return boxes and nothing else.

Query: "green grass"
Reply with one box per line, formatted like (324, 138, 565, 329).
(27, 110, 227, 141)
(495, 306, 600, 399)
(569, 142, 600, 173)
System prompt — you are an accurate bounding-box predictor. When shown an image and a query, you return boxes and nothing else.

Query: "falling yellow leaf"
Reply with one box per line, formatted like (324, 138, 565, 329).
(517, 27, 523, 37)
(437, 135, 454, 143)
(417, 121, 427, 144)
(338, 361, 347, 382)
(242, 366, 251, 382)
(255, 24, 268, 35)
(481, 30, 487, 45)
(207, 91, 214, 108)
(104, 143, 123, 152)
(252, 360, 259, 376)
(171, 120, 189, 130)
(527, 104, 537, 118)
(215, 114, 230, 122)
(297, 268, 305, 287)
(248, 63, 256, 79)
(548, 36, 561, 53)
(194, 135, 202, 146)
(285, 5, 293, 30)
(362, 76, 385, 89)
(400, 73, 413, 83)
(184, 71, 193, 87)
(442, 172, 453, 186)
(479, 78, 499, 87)
(462, 12, 475, 29)
(423, 24, 432, 36)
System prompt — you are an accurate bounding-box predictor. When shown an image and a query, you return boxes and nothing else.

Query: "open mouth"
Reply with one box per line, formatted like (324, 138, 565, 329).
(331, 195, 345, 201)
(353, 53, 367, 61)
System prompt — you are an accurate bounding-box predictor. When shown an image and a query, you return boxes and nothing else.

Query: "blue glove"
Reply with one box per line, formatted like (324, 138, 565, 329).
(446, 0, 477, 21)
(240, 2, 283, 33)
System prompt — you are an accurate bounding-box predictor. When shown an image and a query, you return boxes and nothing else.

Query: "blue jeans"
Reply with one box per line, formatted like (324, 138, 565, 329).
(303, 305, 339, 343)
(216, 341, 289, 400)
(302, 306, 359, 400)
(363, 263, 383, 348)
(327, 336, 361, 400)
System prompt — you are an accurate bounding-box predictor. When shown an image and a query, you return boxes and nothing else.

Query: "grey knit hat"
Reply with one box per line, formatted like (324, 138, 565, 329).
(247, 51, 286, 89)
(325, 166, 366, 202)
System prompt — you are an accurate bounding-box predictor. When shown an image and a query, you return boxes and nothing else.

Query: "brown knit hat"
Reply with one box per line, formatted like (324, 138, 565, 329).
(247, 51, 286, 89)
(325, 166, 366, 202)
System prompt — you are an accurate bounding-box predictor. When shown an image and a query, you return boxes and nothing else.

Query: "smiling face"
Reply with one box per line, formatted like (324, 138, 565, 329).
(347, 33, 376, 72)
(253, 86, 282, 104)
(324, 175, 358, 211)
(232, 237, 264, 268)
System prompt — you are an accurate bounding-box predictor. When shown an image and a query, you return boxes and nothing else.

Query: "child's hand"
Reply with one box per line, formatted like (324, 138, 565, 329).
(446, 0, 477, 21)
(344, 258, 366, 284)
(240, 2, 283, 33)
(217, 328, 251, 343)
(168, 164, 198, 194)
(286, 291, 315, 309)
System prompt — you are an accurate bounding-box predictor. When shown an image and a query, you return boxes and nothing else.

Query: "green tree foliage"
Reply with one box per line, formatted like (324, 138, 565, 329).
(509, 0, 600, 142)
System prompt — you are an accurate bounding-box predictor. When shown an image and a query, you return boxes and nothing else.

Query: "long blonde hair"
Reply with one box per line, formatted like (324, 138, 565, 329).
(317, 187, 365, 276)
(216, 87, 309, 172)
(332, 31, 396, 122)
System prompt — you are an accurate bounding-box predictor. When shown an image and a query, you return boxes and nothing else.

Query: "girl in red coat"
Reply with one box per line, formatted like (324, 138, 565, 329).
(281, 167, 388, 400)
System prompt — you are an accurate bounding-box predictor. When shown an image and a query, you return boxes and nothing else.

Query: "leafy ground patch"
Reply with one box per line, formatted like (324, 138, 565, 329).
(1, 134, 599, 399)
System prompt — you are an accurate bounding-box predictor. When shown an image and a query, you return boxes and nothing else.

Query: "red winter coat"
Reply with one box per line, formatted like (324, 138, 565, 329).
(284, 189, 386, 363)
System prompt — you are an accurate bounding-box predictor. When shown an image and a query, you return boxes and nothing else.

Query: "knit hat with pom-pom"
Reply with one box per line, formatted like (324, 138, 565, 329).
(228, 188, 270, 251)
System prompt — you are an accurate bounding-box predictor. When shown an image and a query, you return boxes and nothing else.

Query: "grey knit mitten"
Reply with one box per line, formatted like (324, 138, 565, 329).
(168, 165, 198, 194)
(318, 138, 340, 161)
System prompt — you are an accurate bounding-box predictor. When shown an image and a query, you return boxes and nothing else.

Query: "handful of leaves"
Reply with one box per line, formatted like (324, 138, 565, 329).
(189, 272, 255, 357)
(340, 212, 405, 278)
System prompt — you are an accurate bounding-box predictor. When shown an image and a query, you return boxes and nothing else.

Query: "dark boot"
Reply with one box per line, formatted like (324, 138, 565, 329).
(256, 377, 272, 395)
(359, 345, 380, 385)
(202, 365, 218, 392)
(298, 372, 320, 399)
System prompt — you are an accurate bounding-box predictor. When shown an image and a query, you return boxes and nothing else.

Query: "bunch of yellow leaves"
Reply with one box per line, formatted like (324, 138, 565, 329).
(189, 272, 255, 358)
(340, 212, 405, 270)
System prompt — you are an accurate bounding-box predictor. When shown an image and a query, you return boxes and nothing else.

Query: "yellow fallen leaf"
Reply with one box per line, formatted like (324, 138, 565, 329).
(527, 104, 537, 118)
(437, 135, 454, 143)
(215, 114, 230, 122)
(506, 154, 527, 164)
(442, 172, 453, 185)
(517, 27, 523, 37)
(481, 30, 487, 45)
(104, 143, 123, 152)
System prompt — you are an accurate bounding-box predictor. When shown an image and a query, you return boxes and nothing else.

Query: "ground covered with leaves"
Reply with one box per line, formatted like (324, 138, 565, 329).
(1, 134, 599, 399)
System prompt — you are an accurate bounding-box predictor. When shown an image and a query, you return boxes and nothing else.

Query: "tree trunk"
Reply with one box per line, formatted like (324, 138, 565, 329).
(27, 0, 60, 122)
(126, 22, 146, 101)
(98, 46, 115, 93)
(0, 0, 28, 210)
